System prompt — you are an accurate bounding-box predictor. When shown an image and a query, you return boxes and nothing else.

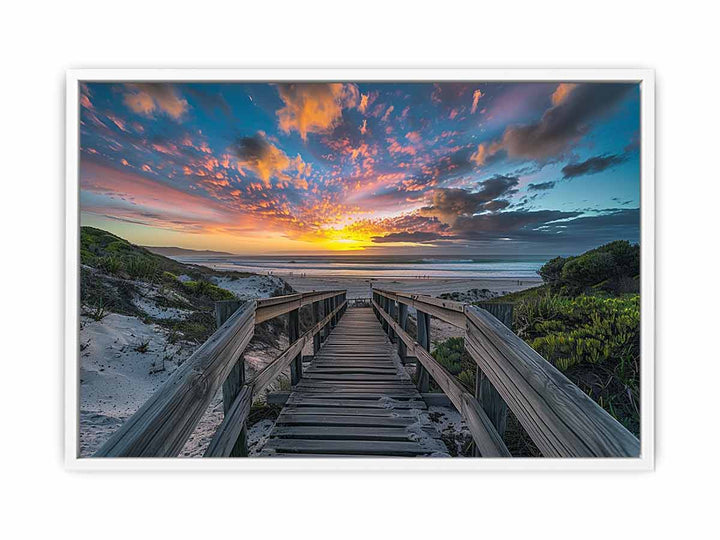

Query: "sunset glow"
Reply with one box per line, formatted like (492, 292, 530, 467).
(79, 81, 640, 255)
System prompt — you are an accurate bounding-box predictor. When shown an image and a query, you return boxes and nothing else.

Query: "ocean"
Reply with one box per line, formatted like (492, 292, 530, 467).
(175, 255, 548, 280)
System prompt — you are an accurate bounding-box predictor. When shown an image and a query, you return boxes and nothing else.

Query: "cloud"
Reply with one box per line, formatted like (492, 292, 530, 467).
(551, 83, 577, 105)
(498, 83, 633, 160)
(470, 143, 486, 166)
(471, 89, 484, 113)
(371, 231, 447, 243)
(234, 132, 291, 187)
(420, 175, 519, 223)
(453, 209, 581, 237)
(359, 93, 369, 114)
(561, 153, 628, 179)
(276, 83, 359, 140)
(527, 181, 557, 191)
(185, 86, 231, 116)
(123, 84, 188, 119)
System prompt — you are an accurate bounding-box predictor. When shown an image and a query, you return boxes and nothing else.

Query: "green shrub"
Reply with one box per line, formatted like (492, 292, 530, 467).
(432, 337, 475, 391)
(125, 257, 158, 280)
(182, 280, 235, 301)
(97, 255, 123, 274)
(537, 240, 639, 295)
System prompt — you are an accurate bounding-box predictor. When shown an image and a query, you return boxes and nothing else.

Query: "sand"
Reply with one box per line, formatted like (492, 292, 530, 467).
(282, 274, 541, 299)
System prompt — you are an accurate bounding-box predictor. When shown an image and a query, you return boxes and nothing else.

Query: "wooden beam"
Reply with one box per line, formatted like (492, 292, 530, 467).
(465, 306, 640, 457)
(95, 301, 255, 457)
(372, 299, 509, 457)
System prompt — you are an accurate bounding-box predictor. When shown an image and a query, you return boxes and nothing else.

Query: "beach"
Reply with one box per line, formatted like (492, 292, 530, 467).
(282, 274, 541, 299)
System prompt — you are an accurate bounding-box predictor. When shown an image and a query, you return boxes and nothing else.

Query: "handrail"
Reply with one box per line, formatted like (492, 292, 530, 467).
(372, 288, 640, 458)
(255, 289, 346, 323)
(373, 288, 465, 328)
(94, 300, 256, 457)
(466, 306, 640, 457)
(95, 290, 348, 458)
(205, 299, 346, 457)
(372, 298, 510, 457)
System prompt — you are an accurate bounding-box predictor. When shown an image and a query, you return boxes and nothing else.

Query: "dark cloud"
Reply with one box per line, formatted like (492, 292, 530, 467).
(420, 175, 519, 222)
(184, 86, 232, 116)
(527, 181, 557, 191)
(372, 231, 447, 243)
(562, 153, 628, 179)
(453, 209, 581, 238)
(500, 83, 634, 160)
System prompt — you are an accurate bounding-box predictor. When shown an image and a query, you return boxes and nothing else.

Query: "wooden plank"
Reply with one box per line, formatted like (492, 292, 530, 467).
(270, 426, 418, 441)
(465, 305, 640, 457)
(268, 391, 429, 403)
(95, 301, 255, 457)
(276, 414, 416, 427)
(265, 438, 434, 456)
(280, 406, 419, 417)
(285, 396, 427, 409)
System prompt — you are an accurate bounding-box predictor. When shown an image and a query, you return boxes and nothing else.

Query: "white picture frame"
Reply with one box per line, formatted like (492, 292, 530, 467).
(65, 68, 655, 471)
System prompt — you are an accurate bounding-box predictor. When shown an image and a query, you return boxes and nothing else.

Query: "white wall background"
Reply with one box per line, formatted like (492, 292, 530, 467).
(1, 1, 717, 537)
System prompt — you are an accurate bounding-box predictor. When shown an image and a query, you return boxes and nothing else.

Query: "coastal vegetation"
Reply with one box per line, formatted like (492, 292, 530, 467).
(431, 240, 641, 455)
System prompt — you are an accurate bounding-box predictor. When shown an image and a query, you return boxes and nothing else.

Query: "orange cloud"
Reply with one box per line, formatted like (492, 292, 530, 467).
(276, 83, 359, 140)
(359, 93, 369, 114)
(470, 143, 486, 166)
(123, 84, 188, 119)
(387, 137, 416, 156)
(551, 83, 578, 106)
(360, 119, 368, 135)
(406, 131, 421, 144)
(382, 105, 394, 122)
(234, 133, 291, 187)
(471, 89, 484, 113)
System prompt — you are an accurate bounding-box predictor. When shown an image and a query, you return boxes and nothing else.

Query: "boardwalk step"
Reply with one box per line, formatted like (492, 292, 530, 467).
(262, 307, 449, 457)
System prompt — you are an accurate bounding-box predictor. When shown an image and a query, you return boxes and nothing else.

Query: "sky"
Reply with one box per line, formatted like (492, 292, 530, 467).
(79, 81, 640, 257)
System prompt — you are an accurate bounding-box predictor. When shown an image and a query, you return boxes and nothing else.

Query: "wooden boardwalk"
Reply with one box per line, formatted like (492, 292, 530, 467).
(263, 307, 448, 457)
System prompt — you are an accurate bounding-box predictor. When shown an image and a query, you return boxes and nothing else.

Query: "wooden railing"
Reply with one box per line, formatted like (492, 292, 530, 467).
(372, 287, 640, 458)
(95, 290, 347, 457)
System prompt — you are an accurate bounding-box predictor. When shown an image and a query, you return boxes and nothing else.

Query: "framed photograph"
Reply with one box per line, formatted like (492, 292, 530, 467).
(65, 69, 654, 470)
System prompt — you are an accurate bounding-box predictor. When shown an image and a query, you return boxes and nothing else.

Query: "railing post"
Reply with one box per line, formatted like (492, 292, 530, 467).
(469, 303, 512, 455)
(381, 297, 389, 333)
(388, 298, 397, 343)
(416, 310, 431, 392)
(312, 300, 321, 354)
(289, 307, 302, 385)
(215, 301, 248, 457)
(323, 298, 331, 339)
(397, 302, 408, 361)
